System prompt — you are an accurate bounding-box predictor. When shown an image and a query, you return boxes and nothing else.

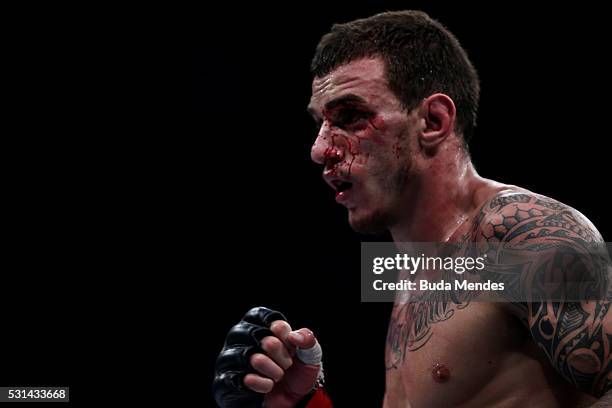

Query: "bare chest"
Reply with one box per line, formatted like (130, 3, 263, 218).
(384, 301, 524, 407)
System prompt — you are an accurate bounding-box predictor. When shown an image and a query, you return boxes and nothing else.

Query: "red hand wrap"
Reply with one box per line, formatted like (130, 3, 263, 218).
(305, 388, 333, 408)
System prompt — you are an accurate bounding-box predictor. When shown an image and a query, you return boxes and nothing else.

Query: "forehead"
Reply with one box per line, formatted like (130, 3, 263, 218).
(309, 57, 392, 112)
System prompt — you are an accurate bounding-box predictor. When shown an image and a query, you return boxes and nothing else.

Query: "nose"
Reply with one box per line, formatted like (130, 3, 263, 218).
(310, 123, 344, 165)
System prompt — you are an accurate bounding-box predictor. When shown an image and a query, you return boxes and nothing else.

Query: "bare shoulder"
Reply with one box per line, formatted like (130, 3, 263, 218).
(470, 189, 604, 245)
(467, 190, 612, 398)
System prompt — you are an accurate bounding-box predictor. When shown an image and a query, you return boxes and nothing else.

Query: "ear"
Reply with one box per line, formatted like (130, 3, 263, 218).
(417, 93, 456, 150)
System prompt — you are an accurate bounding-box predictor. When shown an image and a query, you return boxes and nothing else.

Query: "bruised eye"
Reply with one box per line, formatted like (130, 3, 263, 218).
(333, 109, 369, 128)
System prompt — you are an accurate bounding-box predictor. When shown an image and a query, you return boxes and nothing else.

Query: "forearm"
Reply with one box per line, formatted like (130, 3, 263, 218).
(590, 389, 612, 408)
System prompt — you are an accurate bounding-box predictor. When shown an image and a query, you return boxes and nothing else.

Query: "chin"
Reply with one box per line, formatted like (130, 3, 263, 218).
(348, 207, 393, 235)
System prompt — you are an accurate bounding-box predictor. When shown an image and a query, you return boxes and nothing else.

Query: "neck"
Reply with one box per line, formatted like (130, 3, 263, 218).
(389, 148, 486, 242)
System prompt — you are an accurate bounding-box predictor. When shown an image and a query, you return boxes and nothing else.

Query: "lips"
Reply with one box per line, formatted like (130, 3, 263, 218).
(323, 173, 355, 204)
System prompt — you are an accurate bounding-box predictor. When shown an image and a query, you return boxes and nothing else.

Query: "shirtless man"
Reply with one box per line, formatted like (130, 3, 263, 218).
(213, 11, 612, 407)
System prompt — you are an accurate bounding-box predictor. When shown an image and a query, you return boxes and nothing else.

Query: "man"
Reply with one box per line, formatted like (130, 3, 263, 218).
(213, 11, 612, 407)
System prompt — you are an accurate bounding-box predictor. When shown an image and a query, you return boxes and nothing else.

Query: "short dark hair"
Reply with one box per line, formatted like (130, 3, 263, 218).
(311, 10, 480, 145)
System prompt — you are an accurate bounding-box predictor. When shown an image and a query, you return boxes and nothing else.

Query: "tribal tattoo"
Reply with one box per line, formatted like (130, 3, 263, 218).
(477, 192, 612, 397)
(385, 191, 612, 398)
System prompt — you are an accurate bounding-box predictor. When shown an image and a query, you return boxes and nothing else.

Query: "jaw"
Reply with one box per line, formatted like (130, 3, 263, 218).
(346, 167, 417, 234)
(346, 191, 398, 234)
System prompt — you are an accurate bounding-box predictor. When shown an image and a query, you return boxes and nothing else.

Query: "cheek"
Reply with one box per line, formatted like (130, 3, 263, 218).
(369, 115, 388, 135)
(348, 147, 397, 185)
(353, 116, 404, 168)
(345, 115, 389, 162)
(371, 114, 411, 163)
(323, 114, 404, 177)
(357, 115, 387, 146)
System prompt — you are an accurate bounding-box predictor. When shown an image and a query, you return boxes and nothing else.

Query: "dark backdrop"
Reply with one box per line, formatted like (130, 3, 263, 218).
(194, 3, 611, 406)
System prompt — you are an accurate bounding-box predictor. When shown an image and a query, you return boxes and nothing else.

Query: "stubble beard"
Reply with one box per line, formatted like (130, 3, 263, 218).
(349, 163, 411, 235)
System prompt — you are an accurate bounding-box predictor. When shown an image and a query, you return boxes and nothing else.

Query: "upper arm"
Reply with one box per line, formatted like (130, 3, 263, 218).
(475, 192, 612, 397)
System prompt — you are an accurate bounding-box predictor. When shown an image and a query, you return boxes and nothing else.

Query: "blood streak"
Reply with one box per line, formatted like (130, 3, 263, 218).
(369, 115, 387, 145)
(324, 147, 336, 159)
(320, 111, 387, 176)
(344, 136, 359, 176)
(370, 115, 387, 131)
(432, 363, 450, 383)
(323, 131, 341, 176)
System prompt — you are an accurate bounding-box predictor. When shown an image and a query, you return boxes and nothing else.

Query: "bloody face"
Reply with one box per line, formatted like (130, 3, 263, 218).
(308, 57, 417, 233)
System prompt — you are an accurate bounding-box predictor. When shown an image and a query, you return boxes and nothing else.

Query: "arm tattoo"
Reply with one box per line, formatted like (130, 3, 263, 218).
(477, 192, 612, 397)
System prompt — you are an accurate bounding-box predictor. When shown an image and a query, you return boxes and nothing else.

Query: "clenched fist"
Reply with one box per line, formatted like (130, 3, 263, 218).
(213, 307, 323, 408)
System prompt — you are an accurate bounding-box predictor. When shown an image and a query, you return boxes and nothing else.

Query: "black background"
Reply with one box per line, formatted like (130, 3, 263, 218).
(1, 1, 610, 407)
(195, 2, 611, 407)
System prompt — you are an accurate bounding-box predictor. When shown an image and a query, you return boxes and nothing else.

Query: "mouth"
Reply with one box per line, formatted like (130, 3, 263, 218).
(330, 179, 354, 203)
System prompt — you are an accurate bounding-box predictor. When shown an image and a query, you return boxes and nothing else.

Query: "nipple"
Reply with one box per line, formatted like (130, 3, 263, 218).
(432, 363, 450, 383)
